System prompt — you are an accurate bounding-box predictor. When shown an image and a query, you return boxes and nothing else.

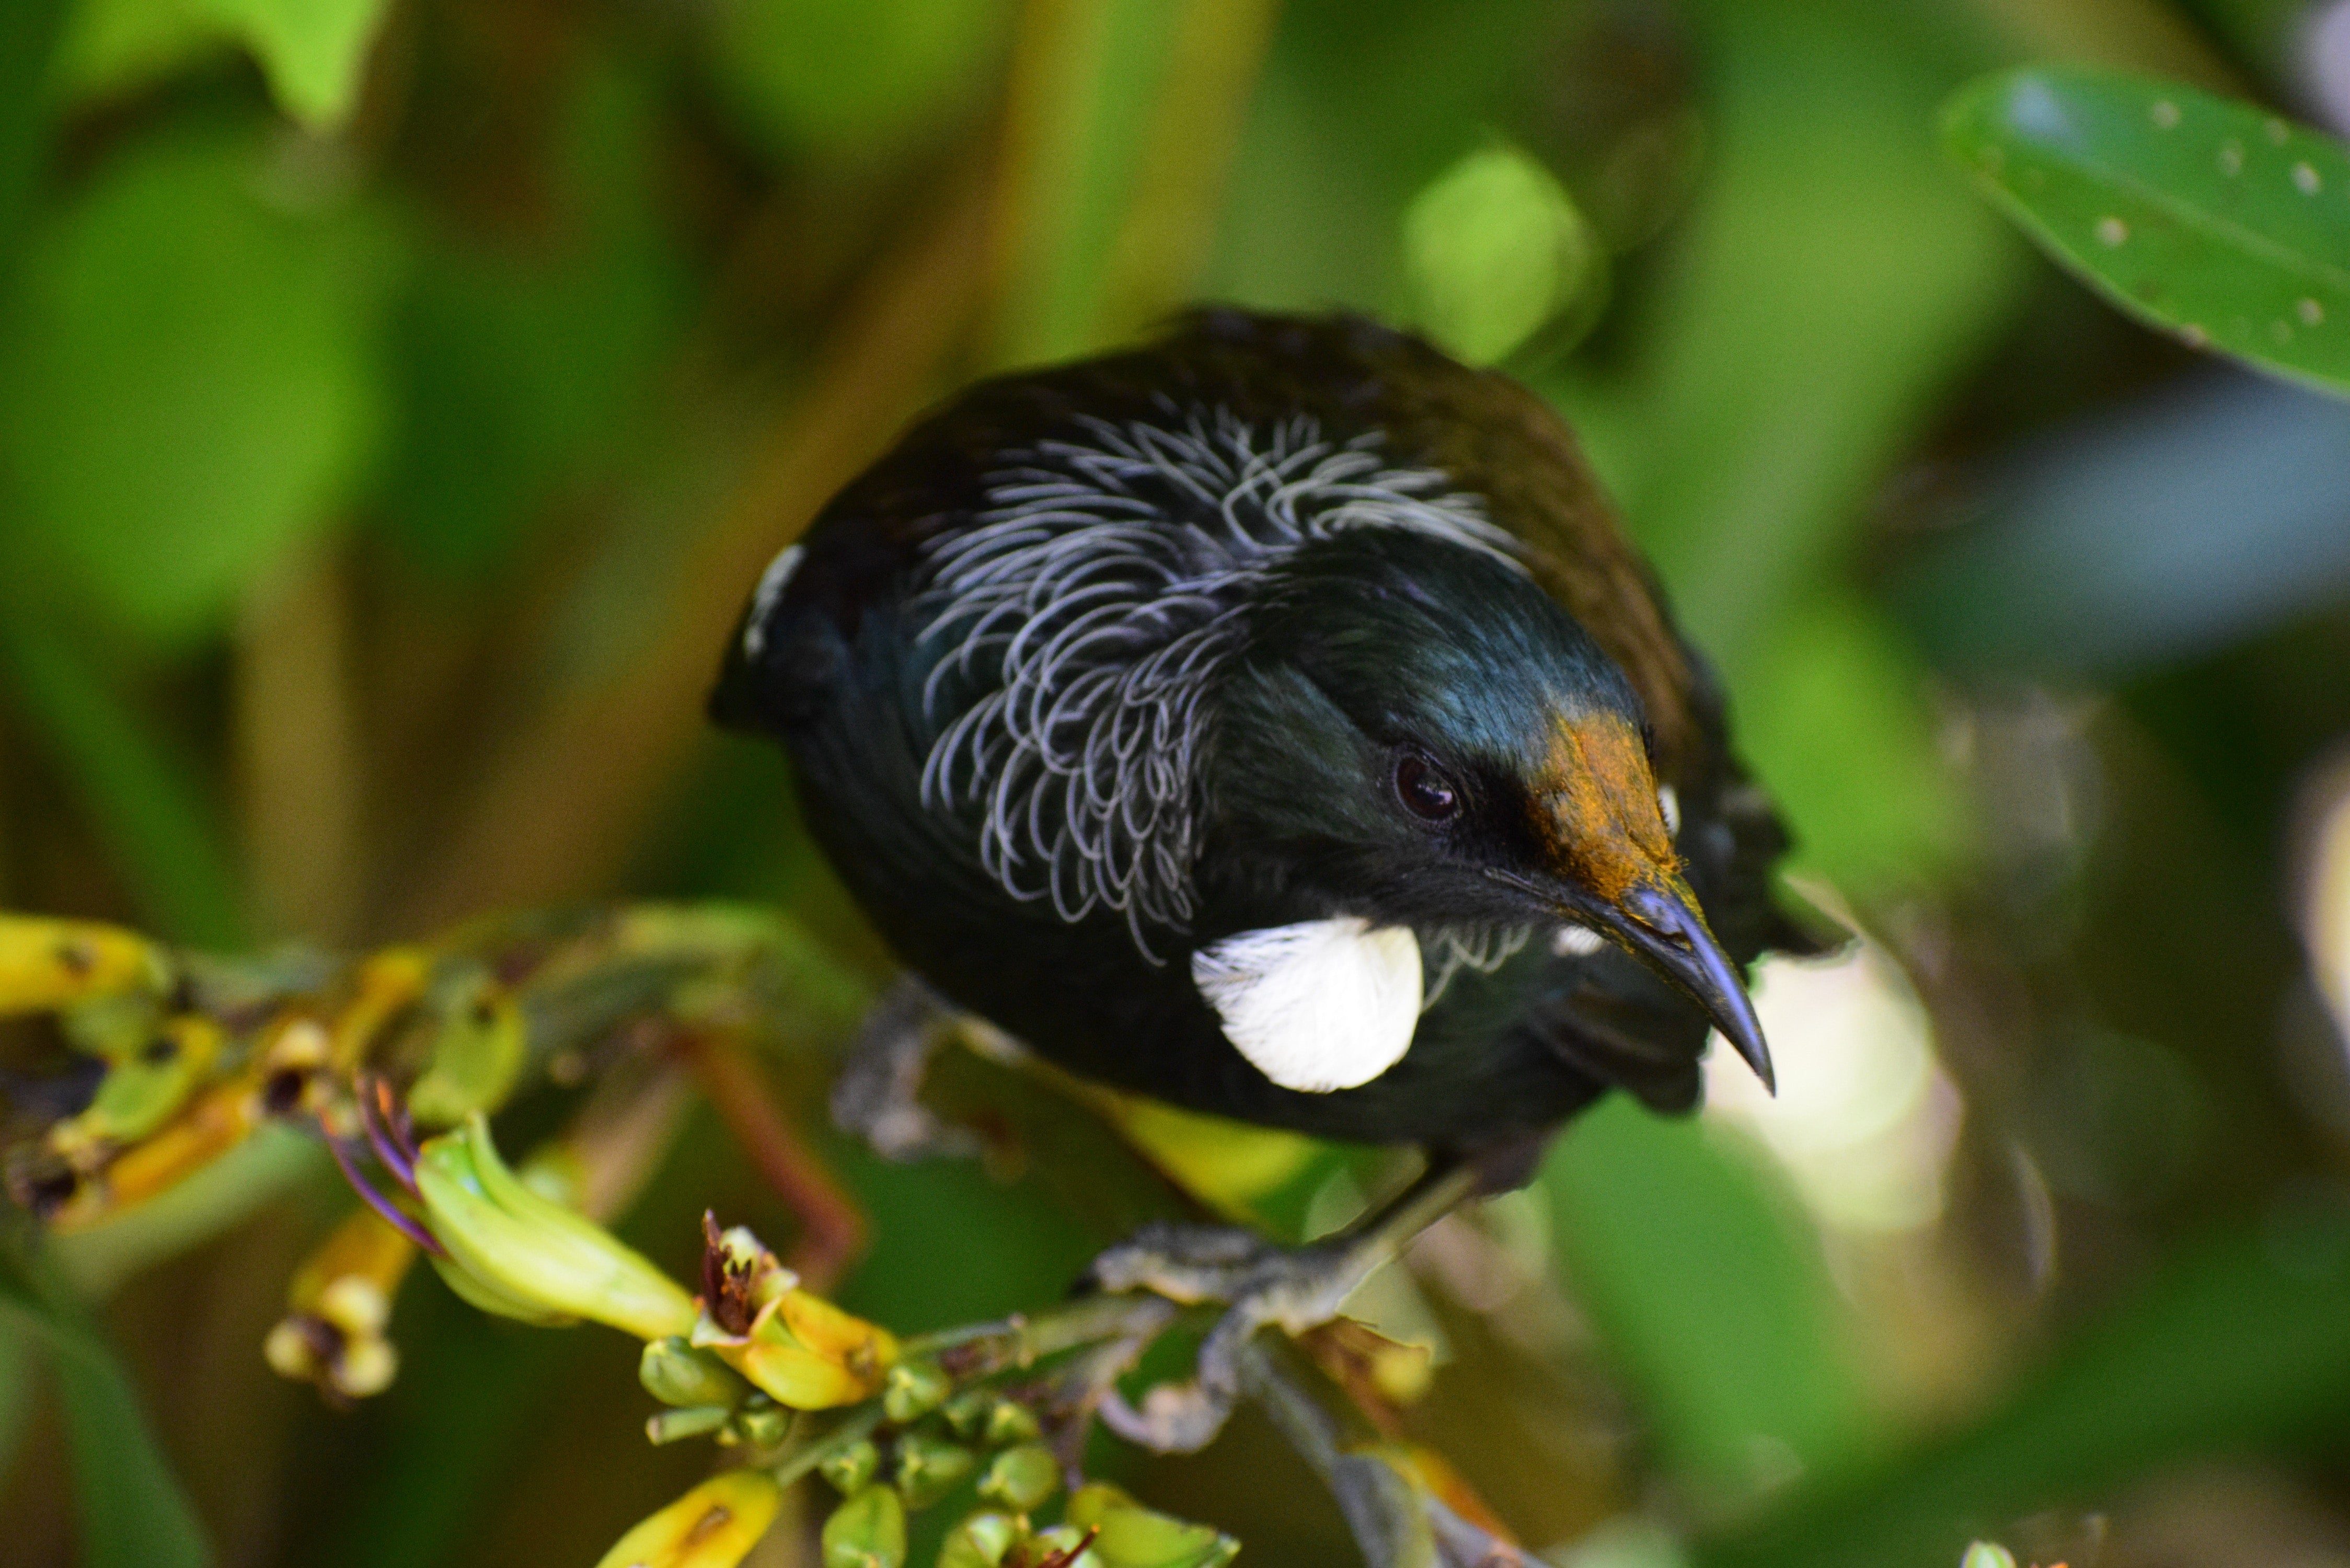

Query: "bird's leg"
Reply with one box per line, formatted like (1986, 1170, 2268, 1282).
(1090, 1158, 1482, 1453)
(827, 974, 980, 1161)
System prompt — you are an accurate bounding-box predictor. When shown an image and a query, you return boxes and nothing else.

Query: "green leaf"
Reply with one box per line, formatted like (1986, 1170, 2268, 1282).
(54, 0, 388, 128)
(1628, 0, 2023, 668)
(379, 54, 689, 578)
(49, 0, 219, 107)
(0, 1233, 211, 1568)
(1402, 142, 1597, 366)
(1545, 1098, 1876, 1505)
(1605, 0, 2015, 894)
(0, 131, 394, 646)
(1698, 1195, 2350, 1568)
(978, 0, 1187, 367)
(0, 618, 245, 946)
(201, 0, 387, 128)
(707, 0, 1009, 158)
(0, 0, 71, 271)
(1942, 66, 2350, 397)
(1733, 592, 1970, 893)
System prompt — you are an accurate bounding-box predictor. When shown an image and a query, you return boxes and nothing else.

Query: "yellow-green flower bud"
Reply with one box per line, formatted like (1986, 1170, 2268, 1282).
(937, 1511, 1022, 1568)
(982, 1399, 1041, 1447)
(881, 1358, 950, 1424)
(415, 1115, 698, 1341)
(892, 1430, 977, 1510)
(821, 1485, 907, 1568)
(977, 1444, 1059, 1513)
(730, 1403, 790, 1448)
(1065, 1485, 1239, 1568)
(47, 1012, 222, 1161)
(405, 973, 526, 1126)
(645, 1406, 731, 1445)
(266, 1206, 417, 1402)
(642, 1338, 752, 1409)
(593, 1469, 781, 1568)
(940, 1388, 993, 1437)
(1961, 1547, 2018, 1568)
(819, 1438, 881, 1495)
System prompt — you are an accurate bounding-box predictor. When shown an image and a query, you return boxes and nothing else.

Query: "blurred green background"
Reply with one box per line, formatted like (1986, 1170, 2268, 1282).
(6, 0, 2350, 1564)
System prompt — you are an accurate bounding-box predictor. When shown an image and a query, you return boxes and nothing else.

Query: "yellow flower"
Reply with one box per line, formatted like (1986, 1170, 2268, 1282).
(594, 1470, 782, 1568)
(43, 1075, 266, 1230)
(264, 1205, 420, 1401)
(689, 1218, 896, 1410)
(0, 914, 165, 1014)
(695, 1284, 899, 1410)
(413, 1115, 698, 1341)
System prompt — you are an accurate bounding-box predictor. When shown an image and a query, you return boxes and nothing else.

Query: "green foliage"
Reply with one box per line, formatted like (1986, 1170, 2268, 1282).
(709, 0, 1008, 157)
(0, 620, 245, 944)
(55, 0, 389, 128)
(1700, 1196, 2350, 1568)
(1611, 0, 2022, 895)
(982, 0, 1188, 366)
(0, 0, 71, 268)
(0, 1235, 210, 1568)
(1944, 65, 2350, 397)
(823, 1483, 907, 1567)
(378, 58, 688, 580)
(1402, 142, 1597, 367)
(1, 131, 393, 646)
(1734, 594, 1971, 893)
(1545, 1098, 1874, 1504)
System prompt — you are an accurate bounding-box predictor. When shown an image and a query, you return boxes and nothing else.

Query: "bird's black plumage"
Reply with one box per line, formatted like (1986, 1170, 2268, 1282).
(713, 309, 1809, 1161)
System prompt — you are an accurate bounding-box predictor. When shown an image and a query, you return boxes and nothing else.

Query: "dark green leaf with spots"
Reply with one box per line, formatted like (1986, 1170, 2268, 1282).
(1942, 66, 2350, 397)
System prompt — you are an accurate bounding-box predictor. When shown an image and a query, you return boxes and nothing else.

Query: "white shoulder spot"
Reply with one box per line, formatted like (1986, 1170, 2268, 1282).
(1190, 918, 1422, 1093)
(741, 544, 805, 659)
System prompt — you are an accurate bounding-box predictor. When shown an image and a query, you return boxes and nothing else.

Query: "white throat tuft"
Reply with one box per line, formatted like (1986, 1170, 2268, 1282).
(1190, 918, 1423, 1093)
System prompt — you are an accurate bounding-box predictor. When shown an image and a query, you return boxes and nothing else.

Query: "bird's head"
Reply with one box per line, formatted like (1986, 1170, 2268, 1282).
(1205, 527, 1773, 1090)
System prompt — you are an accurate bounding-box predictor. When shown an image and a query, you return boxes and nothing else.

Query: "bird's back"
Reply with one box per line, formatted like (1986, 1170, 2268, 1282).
(713, 310, 1809, 1151)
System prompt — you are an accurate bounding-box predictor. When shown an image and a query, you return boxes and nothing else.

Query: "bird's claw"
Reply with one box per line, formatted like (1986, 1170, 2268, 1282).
(1087, 1220, 1284, 1301)
(830, 975, 981, 1162)
(1086, 1224, 1368, 1454)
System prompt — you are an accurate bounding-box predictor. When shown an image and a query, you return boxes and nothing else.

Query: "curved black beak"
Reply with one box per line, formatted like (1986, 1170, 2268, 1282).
(1488, 864, 1775, 1092)
(1598, 881, 1774, 1093)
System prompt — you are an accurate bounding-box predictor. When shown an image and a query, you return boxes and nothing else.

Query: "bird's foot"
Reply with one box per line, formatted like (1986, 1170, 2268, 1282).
(829, 974, 982, 1162)
(1082, 1162, 1482, 1454)
(1085, 1223, 1369, 1454)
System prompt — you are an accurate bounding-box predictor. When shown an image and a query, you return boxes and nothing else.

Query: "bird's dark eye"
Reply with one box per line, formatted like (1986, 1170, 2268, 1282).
(1393, 753, 1460, 823)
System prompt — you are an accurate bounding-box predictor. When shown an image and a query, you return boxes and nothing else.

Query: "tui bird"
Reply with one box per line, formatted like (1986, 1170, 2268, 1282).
(712, 309, 1813, 1446)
